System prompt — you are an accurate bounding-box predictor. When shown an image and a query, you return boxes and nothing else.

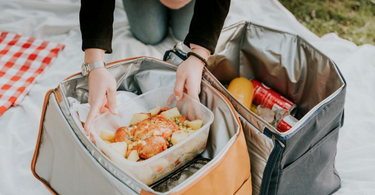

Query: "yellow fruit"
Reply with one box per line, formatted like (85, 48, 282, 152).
(130, 113, 151, 126)
(171, 130, 189, 145)
(127, 150, 140, 162)
(227, 77, 254, 109)
(149, 106, 161, 116)
(186, 120, 203, 130)
(109, 142, 127, 158)
(100, 129, 115, 142)
(161, 107, 181, 119)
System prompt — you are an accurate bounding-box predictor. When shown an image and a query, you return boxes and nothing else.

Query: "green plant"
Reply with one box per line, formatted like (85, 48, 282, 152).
(279, 0, 375, 45)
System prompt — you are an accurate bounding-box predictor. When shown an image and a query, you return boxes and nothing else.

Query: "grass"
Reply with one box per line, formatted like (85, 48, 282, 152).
(279, 0, 375, 45)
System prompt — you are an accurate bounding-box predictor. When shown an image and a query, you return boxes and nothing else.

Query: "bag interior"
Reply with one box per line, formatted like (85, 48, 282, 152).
(59, 58, 241, 193)
(210, 22, 345, 120)
(204, 21, 346, 194)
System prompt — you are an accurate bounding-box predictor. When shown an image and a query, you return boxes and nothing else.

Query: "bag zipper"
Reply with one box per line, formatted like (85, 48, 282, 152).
(272, 134, 285, 148)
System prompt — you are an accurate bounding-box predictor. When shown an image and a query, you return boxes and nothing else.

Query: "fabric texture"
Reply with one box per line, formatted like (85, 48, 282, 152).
(0, 32, 64, 115)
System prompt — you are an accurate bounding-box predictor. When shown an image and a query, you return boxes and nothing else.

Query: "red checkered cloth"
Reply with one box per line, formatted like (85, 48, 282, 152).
(0, 32, 65, 115)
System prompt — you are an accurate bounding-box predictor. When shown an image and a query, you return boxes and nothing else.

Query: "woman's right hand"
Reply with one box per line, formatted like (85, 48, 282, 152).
(83, 49, 118, 138)
(84, 67, 118, 136)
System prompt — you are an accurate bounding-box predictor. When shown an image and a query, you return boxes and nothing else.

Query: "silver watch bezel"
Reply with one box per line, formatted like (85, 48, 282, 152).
(81, 63, 89, 76)
(81, 61, 106, 76)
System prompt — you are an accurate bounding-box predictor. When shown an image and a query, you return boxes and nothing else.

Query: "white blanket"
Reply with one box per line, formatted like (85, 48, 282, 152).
(0, 0, 374, 194)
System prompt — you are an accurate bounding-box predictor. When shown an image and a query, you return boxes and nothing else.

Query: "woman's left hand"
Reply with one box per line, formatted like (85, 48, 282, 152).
(174, 44, 210, 101)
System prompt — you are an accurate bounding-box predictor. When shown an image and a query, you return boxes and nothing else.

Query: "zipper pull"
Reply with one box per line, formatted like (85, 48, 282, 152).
(272, 134, 285, 148)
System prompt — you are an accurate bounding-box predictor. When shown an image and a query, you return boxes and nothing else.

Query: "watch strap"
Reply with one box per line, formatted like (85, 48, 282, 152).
(81, 61, 106, 76)
(86, 61, 106, 71)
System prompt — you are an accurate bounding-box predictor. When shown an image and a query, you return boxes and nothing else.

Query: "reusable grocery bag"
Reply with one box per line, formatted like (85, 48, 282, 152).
(165, 21, 346, 195)
(32, 57, 252, 195)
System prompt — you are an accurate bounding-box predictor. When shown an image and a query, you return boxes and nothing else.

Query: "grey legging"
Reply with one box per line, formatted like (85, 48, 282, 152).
(122, 0, 195, 45)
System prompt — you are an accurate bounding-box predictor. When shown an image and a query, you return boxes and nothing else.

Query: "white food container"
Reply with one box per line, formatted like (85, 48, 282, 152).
(91, 87, 214, 185)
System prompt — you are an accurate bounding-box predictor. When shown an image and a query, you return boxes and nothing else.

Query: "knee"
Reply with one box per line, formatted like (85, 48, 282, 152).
(131, 28, 167, 45)
(172, 28, 188, 41)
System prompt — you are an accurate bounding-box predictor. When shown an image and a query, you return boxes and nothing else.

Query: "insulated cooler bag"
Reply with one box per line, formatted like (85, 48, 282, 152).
(32, 20, 346, 195)
(164, 21, 346, 195)
(32, 57, 252, 195)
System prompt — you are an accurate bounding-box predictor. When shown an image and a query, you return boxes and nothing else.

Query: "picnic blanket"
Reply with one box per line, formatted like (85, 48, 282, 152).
(0, 0, 374, 194)
(0, 31, 64, 115)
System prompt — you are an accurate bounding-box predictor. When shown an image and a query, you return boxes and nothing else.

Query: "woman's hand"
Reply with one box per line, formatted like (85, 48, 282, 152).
(84, 67, 118, 136)
(174, 44, 210, 101)
(83, 49, 118, 137)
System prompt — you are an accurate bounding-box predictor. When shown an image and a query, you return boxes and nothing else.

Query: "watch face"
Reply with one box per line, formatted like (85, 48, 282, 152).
(81, 63, 88, 76)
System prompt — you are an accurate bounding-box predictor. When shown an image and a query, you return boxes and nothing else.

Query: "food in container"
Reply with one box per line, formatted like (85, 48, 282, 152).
(102, 107, 203, 161)
(91, 87, 214, 185)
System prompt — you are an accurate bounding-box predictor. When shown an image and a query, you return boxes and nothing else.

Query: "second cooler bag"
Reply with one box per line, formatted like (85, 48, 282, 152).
(165, 21, 346, 195)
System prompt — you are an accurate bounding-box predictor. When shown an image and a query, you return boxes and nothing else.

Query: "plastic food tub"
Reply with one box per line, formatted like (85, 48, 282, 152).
(91, 87, 214, 185)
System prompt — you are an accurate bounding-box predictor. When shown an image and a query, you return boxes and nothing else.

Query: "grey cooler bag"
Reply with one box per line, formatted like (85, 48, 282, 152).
(165, 21, 346, 195)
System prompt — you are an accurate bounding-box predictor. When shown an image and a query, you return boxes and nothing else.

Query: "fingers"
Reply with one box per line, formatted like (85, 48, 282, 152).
(100, 106, 110, 114)
(183, 72, 201, 102)
(167, 93, 176, 105)
(174, 72, 186, 101)
(84, 102, 101, 136)
(185, 80, 201, 120)
(107, 87, 118, 115)
(107, 85, 118, 114)
(186, 82, 200, 101)
(175, 57, 203, 102)
(186, 101, 195, 121)
(84, 67, 117, 140)
(90, 132, 95, 143)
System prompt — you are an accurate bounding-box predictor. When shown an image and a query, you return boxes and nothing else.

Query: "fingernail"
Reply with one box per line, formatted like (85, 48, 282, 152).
(175, 96, 180, 101)
(113, 108, 118, 115)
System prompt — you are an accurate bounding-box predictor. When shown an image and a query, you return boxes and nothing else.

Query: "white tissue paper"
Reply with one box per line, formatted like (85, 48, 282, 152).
(69, 91, 138, 133)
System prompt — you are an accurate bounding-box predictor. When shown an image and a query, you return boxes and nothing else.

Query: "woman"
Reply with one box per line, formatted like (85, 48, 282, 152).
(80, 0, 231, 135)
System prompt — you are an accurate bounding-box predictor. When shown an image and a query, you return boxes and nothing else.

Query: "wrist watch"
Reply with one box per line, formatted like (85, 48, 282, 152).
(81, 61, 106, 76)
